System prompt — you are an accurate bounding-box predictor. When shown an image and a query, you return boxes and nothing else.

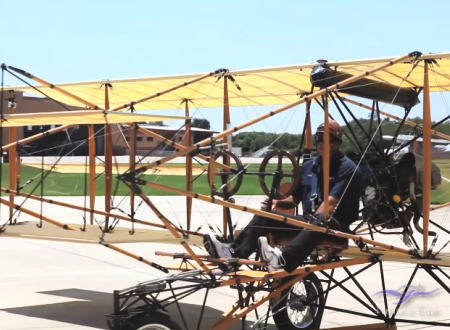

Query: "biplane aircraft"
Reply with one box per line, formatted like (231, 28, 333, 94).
(1, 51, 450, 329)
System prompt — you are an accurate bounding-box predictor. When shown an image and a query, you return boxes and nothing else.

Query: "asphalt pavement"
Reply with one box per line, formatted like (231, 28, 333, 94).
(0, 196, 449, 329)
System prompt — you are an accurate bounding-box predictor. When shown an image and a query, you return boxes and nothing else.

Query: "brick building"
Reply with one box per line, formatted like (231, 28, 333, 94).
(1, 91, 214, 156)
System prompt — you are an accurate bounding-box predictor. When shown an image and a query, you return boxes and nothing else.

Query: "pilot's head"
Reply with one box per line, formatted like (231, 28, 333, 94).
(314, 120, 342, 155)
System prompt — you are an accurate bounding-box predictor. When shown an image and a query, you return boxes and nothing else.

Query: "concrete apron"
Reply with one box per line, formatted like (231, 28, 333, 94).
(0, 196, 449, 329)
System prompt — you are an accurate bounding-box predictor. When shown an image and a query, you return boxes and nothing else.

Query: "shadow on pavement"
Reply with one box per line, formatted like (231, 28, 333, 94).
(1, 288, 275, 329)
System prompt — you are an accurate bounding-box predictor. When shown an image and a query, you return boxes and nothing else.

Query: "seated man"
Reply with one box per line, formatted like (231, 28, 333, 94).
(204, 120, 362, 272)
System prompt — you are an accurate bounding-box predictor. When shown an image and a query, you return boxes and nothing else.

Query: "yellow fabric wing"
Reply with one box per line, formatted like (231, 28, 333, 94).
(0, 110, 186, 127)
(5, 52, 450, 110)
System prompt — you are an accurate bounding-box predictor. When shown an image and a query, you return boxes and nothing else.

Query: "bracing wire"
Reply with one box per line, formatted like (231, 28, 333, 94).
(0, 134, 92, 230)
(0, 120, 108, 231)
(3, 59, 449, 267)
(329, 57, 434, 253)
(4, 67, 81, 112)
(209, 74, 300, 234)
(145, 77, 225, 235)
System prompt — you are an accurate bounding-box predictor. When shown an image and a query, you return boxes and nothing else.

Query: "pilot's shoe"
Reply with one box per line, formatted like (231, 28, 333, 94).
(203, 234, 234, 259)
(258, 236, 285, 272)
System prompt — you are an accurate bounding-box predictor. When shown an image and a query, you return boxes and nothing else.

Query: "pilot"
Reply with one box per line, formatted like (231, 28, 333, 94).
(204, 120, 362, 272)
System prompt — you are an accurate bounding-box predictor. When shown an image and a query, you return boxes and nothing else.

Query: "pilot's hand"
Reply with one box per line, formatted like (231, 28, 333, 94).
(309, 213, 327, 227)
(261, 199, 281, 211)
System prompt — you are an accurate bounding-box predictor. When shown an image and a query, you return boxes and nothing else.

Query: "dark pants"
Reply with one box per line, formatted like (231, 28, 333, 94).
(233, 214, 347, 273)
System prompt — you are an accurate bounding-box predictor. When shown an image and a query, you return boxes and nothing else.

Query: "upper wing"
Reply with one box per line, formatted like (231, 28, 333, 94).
(6, 52, 450, 110)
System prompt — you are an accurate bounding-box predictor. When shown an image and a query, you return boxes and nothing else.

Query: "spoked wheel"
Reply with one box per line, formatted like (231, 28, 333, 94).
(131, 311, 182, 330)
(272, 273, 324, 329)
(258, 150, 300, 200)
(207, 150, 244, 197)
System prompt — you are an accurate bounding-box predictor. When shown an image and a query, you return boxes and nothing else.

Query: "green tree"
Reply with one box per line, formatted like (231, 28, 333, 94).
(192, 118, 210, 129)
(232, 115, 450, 156)
(232, 132, 301, 154)
(146, 121, 166, 126)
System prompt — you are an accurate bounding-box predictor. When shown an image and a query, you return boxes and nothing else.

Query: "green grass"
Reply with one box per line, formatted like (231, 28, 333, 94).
(0, 164, 265, 196)
(1, 160, 449, 204)
(432, 159, 450, 176)
(430, 159, 450, 204)
(431, 181, 450, 204)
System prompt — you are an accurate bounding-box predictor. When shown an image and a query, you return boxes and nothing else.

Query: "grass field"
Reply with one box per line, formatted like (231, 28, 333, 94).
(1, 161, 449, 204)
(429, 159, 450, 204)
(0, 164, 267, 196)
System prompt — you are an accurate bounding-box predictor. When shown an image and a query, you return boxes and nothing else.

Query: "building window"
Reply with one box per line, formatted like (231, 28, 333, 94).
(147, 137, 154, 142)
(137, 136, 143, 142)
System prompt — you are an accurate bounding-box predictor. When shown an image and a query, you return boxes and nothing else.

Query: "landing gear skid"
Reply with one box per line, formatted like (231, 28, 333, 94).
(105, 268, 326, 330)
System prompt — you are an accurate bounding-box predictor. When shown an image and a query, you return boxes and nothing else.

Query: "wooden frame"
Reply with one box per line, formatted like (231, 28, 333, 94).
(1, 51, 449, 329)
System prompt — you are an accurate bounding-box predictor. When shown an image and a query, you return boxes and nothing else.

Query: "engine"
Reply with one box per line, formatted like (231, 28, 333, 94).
(358, 152, 418, 229)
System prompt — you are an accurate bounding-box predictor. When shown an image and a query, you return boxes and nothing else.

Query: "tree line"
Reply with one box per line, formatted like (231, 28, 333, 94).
(230, 117, 450, 155)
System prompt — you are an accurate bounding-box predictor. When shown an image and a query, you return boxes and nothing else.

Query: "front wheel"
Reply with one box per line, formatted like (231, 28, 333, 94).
(272, 273, 324, 329)
(131, 311, 181, 330)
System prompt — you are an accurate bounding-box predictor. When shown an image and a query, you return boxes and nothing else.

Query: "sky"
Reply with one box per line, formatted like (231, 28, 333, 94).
(1, 0, 450, 134)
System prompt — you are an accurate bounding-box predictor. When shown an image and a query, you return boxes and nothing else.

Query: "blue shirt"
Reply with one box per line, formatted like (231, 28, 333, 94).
(301, 152, 362, 228)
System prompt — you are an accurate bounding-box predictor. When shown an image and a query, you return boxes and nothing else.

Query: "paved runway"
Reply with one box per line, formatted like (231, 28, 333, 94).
(0, 196, 449, 329)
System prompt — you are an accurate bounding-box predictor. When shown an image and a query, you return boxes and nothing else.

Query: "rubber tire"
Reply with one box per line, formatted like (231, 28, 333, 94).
(131, 311, 182, 330)
(272, 273, 324, 329)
